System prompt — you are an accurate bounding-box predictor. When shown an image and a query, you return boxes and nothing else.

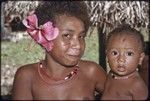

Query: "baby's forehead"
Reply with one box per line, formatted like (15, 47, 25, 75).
(109, 32, 139, 40)
(113, 32, 134, 36)
(107, 32, 143, 50)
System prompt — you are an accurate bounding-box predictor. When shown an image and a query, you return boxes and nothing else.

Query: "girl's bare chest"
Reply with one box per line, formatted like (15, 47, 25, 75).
(31, 72, 95, 100)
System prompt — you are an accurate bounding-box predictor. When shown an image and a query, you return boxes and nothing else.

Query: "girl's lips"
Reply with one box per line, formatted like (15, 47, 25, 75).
(66, 55, 80, 62)
(67, 49, 81, 56)
(67, 53, 80, 56)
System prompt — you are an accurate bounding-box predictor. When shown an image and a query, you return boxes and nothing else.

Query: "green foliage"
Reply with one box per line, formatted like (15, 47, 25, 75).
(1, 39, 44, 68)
(82, 31, 99, 63)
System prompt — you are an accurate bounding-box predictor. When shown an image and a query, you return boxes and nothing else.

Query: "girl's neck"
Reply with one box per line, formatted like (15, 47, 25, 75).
(43, 54, 77, 77)
(110, 69, 138, 80)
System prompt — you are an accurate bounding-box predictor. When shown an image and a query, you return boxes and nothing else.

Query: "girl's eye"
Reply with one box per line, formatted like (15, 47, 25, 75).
(79, 34, 86, 39)
(126, 51, 134, 56)
(62, 33, 71, 39)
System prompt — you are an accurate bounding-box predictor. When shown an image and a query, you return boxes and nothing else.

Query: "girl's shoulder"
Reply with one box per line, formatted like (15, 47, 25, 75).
(79, 60, 107, 91)
(79, 60, 99, 67)
(17, 62, 38, 71)
(79, 60, 104, 71)
(79, 60, 106, 77)
(14, 62, 39, 79)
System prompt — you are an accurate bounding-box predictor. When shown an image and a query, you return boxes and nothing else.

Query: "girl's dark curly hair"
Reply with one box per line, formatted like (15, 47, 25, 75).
(34, 1, 90, 32)
(106, 24, 145, 52)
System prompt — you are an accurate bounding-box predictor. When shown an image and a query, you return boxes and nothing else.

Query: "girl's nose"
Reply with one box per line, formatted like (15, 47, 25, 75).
(71, 38, 81, 49)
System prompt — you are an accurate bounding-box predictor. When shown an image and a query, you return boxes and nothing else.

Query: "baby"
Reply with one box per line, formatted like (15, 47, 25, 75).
(101, 24, 148, 100)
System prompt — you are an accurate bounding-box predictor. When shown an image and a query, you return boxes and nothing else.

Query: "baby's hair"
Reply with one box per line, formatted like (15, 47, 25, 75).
(34, 1, 90, 32)
(106, 24, 145, 52)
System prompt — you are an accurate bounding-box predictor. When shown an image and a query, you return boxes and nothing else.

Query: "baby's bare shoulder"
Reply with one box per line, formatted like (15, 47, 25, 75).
(130, 76, 148, 100)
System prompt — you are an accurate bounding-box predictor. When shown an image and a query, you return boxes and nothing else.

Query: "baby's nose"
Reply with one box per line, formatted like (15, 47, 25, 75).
(118, 54, 125, 64)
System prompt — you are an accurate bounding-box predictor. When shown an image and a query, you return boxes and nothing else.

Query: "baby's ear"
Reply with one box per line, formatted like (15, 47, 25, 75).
(139, 52, 145, 65)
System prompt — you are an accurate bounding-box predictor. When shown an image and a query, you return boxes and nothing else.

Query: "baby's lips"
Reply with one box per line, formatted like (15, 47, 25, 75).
(117, 65, 126, 72)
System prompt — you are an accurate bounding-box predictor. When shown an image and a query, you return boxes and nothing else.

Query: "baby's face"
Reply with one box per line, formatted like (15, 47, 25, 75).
(49, 15, 86, 66)
(106, 33, 145, 76)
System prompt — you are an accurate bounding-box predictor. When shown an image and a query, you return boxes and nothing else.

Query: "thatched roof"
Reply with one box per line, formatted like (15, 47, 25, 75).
(85, 1, 149, 33)
(2, 1, 149, 33)
(3, 1, 38, 19)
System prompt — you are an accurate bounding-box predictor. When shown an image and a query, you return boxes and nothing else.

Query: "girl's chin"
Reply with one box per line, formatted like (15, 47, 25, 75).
(63, 60, 79, 67)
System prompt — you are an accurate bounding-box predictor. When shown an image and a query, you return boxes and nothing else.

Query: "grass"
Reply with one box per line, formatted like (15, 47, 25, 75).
(1, 39, 44, 68)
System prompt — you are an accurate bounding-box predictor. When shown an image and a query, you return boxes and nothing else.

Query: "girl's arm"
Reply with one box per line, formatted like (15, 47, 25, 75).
(12, 66, 33, 100)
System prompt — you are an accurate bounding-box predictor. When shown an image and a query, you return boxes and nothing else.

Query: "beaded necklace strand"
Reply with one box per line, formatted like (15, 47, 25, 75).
(38, 61, 79, 85)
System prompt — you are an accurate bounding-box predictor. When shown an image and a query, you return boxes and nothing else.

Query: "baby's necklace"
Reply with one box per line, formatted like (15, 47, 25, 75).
(110, 70, 138, 80)
(38, 61, 79, 85)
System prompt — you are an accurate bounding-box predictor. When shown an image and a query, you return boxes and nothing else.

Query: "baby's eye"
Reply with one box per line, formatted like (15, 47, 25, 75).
(111, 51, 118, 56)
(126, 51, 134, 56)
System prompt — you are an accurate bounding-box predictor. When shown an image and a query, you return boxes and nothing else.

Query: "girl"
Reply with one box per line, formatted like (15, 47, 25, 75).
(12, 1, 106, 100)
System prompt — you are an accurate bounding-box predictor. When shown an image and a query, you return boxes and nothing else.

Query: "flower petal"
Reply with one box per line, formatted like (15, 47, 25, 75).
(42, 21, 59, 41)
(41, 41, 54, 52)
(22, 14, 38, 29)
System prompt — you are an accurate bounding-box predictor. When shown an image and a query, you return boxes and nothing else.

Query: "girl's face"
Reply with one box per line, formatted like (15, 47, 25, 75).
(49, 15, 86, 66)
(106, 33, 145, 76)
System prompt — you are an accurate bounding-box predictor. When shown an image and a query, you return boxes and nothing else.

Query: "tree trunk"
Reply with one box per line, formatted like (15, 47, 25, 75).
(98, 24, 107, 71)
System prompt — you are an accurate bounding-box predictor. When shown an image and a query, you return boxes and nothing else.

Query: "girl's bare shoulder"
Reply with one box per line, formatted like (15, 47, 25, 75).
(14, 62, 39, 79)
(80, 60, 105, 71)
(79, 60, 106, 77)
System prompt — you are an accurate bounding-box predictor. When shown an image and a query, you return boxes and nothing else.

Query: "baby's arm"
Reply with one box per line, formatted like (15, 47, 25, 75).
(12, 65, 33, 100)
(130, 79, 148, 100)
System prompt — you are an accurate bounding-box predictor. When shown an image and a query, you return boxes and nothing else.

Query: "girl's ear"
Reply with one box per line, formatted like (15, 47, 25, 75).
(105, 50, 108, 62)
(139, 52, 145, 65)
(105, 50, 108, 55)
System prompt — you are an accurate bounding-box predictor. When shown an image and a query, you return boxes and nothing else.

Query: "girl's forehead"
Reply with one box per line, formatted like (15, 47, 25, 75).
(54, 15, 85, 31)
(55, 15, 80, 23)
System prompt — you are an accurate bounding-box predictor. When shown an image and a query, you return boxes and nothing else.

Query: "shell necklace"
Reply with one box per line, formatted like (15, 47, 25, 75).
(110, 69, 138, 80)
(38, 61, 79, 85)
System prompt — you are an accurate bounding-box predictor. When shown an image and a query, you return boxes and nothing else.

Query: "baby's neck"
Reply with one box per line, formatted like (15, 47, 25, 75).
(110, 70, 138, 80)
